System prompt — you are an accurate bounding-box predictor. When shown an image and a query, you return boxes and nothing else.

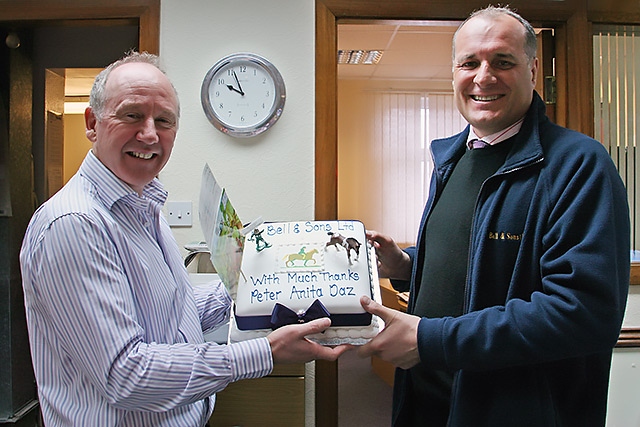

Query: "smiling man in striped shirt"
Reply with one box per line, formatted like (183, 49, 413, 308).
(19, 51, 348, 427)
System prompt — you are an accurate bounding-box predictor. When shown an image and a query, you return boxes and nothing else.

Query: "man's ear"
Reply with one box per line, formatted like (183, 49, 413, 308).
(531, 57, 539, 87)
(84, 107, 98, 143)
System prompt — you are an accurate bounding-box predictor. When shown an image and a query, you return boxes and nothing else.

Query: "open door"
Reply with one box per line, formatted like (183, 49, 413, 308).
(316, 3, 574, 426)
(0, 41, 37, 424)
(44, 69, 64, 198)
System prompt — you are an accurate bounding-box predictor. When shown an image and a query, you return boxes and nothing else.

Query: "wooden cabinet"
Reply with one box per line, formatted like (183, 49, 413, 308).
(208, 364, 306, 427)
(371, 279, 407, 387)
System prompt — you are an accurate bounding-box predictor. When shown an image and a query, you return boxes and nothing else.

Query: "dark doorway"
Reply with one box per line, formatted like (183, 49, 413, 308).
(0, 21, 138, 425)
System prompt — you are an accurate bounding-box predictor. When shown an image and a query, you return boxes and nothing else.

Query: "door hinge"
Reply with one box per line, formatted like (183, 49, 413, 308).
(544, 75, 556, 105)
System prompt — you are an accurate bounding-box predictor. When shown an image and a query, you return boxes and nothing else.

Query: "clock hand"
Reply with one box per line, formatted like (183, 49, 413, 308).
(232, 71, 245, 95)
(226, 84, 244, 95)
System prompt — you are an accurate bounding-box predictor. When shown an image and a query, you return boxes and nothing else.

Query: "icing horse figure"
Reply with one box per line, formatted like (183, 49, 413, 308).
(325, 232, 361, 265)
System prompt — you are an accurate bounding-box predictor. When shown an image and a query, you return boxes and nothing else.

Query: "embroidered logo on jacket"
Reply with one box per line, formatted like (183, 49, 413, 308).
(488, 231, 522, 241)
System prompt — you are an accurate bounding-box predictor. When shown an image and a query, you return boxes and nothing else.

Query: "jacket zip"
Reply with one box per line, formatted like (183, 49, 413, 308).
(461, 156, 544, 314)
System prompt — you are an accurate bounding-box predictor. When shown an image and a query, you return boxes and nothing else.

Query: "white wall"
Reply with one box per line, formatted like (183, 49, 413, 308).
(607, 347, 640, 427)
(159, 0, 315, 251)
(605, 288, 640, 427)
(623, 285, 640, 328)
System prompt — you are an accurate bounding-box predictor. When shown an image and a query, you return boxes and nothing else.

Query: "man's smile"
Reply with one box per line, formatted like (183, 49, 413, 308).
(128, 151, 155, 160)
(470, 94, 503, 102)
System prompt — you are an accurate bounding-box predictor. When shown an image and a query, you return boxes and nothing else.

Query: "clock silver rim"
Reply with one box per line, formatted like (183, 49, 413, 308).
(201, 52, 286, 138)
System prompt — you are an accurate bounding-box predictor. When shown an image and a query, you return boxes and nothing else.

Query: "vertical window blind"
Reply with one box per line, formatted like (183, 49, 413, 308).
(364, 91, 466, 245)
(594, 25, 640, 249)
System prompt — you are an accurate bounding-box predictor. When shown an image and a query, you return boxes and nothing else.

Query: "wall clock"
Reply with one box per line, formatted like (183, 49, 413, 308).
(201, 52, 286, 138)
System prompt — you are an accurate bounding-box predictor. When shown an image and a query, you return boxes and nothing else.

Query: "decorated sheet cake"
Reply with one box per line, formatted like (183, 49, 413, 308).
(198, 164, 381, 345)
(230, 220, 381, 345)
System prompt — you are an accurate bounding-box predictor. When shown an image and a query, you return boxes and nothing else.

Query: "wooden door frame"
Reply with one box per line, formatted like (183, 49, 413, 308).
(1, 0, 159, 54)
(315, 1, 640, 426)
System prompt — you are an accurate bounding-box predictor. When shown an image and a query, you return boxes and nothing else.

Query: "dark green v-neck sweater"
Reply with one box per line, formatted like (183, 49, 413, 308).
(414, 142, 511, 318)
(407, 140, 512, 426)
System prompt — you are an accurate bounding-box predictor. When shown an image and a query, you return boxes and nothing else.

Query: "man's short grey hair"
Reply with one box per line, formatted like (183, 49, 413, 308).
(89, 51, 180, 120)
(452, 5, 537, 62)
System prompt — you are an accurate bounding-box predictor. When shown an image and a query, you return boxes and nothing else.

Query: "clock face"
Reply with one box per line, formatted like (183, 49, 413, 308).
(201, 53, 286, 137)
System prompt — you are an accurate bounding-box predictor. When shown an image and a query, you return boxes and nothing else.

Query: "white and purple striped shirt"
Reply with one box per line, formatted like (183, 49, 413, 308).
(20, 151, 272, 426)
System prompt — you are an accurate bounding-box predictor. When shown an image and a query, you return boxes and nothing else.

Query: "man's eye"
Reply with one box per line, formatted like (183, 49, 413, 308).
(495, 61, 515, 69)
(156, 118, 176, 128)
(459, 62, 478, 69)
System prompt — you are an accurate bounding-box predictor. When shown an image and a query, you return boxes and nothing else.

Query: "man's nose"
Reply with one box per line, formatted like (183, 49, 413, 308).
(137, 117, 159, 144)
(473, 62, 497, 85)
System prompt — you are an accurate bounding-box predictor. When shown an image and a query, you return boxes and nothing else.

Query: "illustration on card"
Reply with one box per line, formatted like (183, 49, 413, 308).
(199, 164, 244, 296)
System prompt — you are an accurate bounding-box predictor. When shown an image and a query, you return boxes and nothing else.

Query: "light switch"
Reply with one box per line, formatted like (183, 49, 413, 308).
(166, 201, 192, 227)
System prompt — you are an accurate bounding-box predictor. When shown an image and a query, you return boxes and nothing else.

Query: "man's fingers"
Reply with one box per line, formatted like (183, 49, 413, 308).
(357, 340, 376, 359)
(293, 317, 332, 336)
(360, 295, 395, 322)
(315, 343, 354, 361)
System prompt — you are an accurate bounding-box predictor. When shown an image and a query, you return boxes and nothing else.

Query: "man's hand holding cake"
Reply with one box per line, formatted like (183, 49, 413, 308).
(267, 317, 352, 364)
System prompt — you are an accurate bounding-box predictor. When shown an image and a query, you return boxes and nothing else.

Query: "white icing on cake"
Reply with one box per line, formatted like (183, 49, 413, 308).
(229, 220, 382, 345)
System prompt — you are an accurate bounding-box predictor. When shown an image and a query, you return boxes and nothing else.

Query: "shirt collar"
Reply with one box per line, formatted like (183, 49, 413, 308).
(80, 150, 168, 209)
(467, 117, 525, 148)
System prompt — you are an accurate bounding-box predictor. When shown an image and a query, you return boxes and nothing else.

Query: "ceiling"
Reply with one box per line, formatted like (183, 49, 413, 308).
(65, 68, 101, 97)
(64, 22, 459, 99)
(337, 21, 460, 81)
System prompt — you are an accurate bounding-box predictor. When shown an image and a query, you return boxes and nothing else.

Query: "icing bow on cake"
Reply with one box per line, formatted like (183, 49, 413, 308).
(270, 299, 331, 330)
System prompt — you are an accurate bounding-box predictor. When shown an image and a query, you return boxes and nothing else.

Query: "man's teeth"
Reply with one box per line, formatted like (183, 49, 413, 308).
(130, 152, 154, 160)
(472, 95, 500, 101)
